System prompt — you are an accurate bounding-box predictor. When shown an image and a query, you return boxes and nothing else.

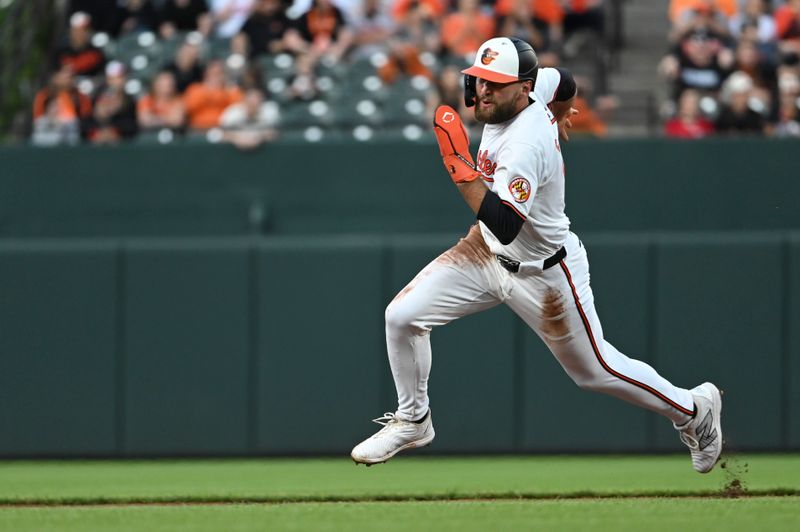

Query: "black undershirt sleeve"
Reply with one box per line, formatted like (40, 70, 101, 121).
(553, 67, 578, 102)
(477, 191, 525, 245)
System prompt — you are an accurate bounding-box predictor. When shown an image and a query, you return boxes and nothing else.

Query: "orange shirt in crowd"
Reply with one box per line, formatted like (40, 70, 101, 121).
(391, 0, 447, 21)
(566, 0, 596, 13)
(305, 7, 340, 40)
(775, 4, 800, 40)
(183, 84, 243, 129)
(441, 12, 496, 56)
(567, 96, 608, 137)
(137, 94, 185, 124)
(494, 0, 565, 25)
(668, 0, 738, 23)
(33, 89, 92, 121)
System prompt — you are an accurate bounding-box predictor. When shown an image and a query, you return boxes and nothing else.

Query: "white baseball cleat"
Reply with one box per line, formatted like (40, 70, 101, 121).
(351, 410, 435, 465)
(675, 382, 723, 474)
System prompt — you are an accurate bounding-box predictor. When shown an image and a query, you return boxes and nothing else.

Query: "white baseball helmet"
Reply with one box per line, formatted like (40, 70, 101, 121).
(461, 37, 539, 84)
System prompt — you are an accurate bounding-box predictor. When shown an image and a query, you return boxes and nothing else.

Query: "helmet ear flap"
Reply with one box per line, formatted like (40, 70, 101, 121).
(464, 74, 476, 107)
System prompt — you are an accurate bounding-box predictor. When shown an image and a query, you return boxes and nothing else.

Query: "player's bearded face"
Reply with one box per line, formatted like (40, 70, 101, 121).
(474, 80, 529, 124)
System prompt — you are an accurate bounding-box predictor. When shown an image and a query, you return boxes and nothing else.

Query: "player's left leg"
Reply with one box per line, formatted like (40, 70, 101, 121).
(505, 232, 722, 472)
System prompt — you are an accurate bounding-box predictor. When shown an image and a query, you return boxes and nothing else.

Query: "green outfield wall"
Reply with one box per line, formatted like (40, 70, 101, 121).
(0, 232, 798, 457)
(0, 138, 798, 238)
(0, 138, 798, 456)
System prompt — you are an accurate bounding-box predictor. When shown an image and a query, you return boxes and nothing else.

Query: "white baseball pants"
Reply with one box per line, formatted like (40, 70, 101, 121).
(385, 225, 695, 425)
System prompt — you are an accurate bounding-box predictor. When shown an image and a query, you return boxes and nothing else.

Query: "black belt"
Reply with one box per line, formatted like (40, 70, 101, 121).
(496, 246, 566, 274)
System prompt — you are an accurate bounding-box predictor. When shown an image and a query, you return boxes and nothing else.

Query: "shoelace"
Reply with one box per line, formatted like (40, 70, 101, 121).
(372, 412, 400, 426)
(679, 432, 700, 451)
(369, 412, 413, 440)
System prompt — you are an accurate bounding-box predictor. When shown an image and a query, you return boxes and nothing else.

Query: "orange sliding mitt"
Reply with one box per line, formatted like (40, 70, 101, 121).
(433, 105, 481, 183)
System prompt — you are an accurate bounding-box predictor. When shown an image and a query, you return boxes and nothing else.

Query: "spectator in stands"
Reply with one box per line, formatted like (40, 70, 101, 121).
(31, 66, 92, 145)
(663, 88, 715, 138)
(166, 39, 205, 92)
(738, 19, 780, 65)
(68, 0, 120, 36)
(239, 0, 296, 57)
(288, 0, 362, 23)
(391, 0, 445, 56)
(220, 88, 279, 148)
(426, 64, 476, 131)
(562, 75, 613, 137)
(660, 27, 735, 99)
(115, 0, 159, 36)
(494, 0, 563, 64)
(184, 60, 244, 129)
(87, 61, 139, 143)
(440, 0, 496, 57)
(286, 52, 320, 100)
(391, 0, 447, 23)
(669, 0, 738, 29)
(369, 0, 442, 83)
(376, 45, 433, 84)
(715, 71, 766, 134)
(236, 62, 268, 92)
(778, 51, 800, 94)
(670, 0, 732, 44)
(728, 0, 775, 45)
(775, 0, 800, 55)
(495, 0, 546, 55)
(563, 0, 605, 39)
(357, 0, 433, 84)
(732, 39, 778, 116)
(287, 0, 355, 62)
(138, 70, 187, 131)
(351, 0, 396, 59)
(159, 0, 212, 39)
(773, 71, 800, 136)
(52, 11, 106, 78)
(210, 0, 255, 38)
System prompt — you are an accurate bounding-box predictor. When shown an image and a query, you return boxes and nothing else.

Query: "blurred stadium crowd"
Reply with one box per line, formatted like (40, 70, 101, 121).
(33, 0, 800, 146)
(660, 0, 800, 138)
(31, 0, 612, 147)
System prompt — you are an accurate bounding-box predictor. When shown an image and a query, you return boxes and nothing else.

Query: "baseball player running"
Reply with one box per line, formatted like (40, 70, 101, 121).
(351, 37, 723, 473)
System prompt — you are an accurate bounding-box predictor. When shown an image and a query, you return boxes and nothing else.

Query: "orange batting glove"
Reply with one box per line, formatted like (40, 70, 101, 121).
(433, 105, 480, 183)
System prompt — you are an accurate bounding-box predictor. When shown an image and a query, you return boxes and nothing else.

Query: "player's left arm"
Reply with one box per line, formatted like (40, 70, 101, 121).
(536, 67, 580, 140)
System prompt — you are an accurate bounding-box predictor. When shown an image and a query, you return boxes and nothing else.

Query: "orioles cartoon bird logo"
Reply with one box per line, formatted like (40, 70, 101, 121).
(480, 48, 499, 65)
(509, 177, 531, 203)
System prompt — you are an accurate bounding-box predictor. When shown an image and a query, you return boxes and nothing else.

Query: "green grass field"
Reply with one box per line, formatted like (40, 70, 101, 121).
(1, 454, 798, 531)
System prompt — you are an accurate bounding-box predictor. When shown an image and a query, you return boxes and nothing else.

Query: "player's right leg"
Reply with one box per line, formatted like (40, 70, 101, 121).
(351, 225, 506, 465)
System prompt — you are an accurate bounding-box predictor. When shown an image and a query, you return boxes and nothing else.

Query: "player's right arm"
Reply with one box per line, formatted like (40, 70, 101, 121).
(433, 106, 533, 245)
(450, 168, 528, 246)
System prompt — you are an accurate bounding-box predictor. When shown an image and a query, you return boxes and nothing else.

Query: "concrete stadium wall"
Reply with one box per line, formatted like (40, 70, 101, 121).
(0, 232, 797, 457)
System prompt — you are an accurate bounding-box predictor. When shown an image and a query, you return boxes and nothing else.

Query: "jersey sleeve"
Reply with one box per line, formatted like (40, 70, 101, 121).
(532, 68, 562, 105)
(491, 141, 543, 219)
(532, 67, 577, 105)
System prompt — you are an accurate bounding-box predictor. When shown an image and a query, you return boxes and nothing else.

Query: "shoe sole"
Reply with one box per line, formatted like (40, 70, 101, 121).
(351, 431, 435, 466)
(699, 383, 723, 474)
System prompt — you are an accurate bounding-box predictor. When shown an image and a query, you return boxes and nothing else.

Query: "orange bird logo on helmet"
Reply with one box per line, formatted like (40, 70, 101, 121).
(480, 48, 499, 65)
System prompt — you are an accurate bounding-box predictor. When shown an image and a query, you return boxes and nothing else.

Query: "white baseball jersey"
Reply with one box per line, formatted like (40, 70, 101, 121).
(476, 68, 570, 263)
